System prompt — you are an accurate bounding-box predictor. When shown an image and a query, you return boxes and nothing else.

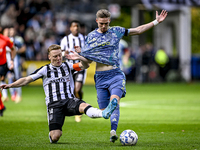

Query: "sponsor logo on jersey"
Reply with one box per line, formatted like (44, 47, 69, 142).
(50, 77, 70, 83)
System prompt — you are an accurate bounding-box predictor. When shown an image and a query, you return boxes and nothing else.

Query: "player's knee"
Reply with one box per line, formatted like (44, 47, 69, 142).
(51, 132, 62, 142)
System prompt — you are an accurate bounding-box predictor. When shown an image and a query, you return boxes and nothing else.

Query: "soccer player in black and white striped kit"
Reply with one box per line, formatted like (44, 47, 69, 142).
(0, 44, 118, 143)
(60, 20, 86, 122)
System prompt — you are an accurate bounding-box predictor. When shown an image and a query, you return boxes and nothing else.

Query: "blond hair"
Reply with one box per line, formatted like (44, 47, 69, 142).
(96, 9, 111, 18)
(48, 44, 61, 54)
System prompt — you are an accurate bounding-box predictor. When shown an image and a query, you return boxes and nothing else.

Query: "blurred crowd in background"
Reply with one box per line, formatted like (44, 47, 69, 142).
(0, 0, 182, 82)
(1, 0, 69, 60)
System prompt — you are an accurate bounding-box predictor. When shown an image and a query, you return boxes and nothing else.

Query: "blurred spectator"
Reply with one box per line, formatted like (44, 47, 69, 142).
(55, 14, 68, 38)
(0, 4, 17, 27)
(4, 26, 26, 103)
(16, 1, 33, 26)
(27, 14, 41, 32)
(42, 34, 58, 60)
(135, 43, 155, 83)
(0, 25, 16, 116)
(24, 27, 35, 60)
(118, 39, 128, 69)
(28, 0, 43, 13)
(0, 0, 97, 61)
(154, 47, 170, 81)
(118, 39, 134, 75)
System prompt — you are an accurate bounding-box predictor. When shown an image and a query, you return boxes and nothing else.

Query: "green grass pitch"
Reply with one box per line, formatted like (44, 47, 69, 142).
(0, 83, 200, 150)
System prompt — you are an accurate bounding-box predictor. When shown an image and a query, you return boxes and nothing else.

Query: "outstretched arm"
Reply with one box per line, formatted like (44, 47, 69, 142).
(66, 50, 92, 70)
(128, 10, 168, 36)
(0, 76, 33, 90)
(66, 50, 91, 63)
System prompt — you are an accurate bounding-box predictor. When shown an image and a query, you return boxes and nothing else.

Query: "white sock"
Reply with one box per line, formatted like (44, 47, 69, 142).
(86, 107, 103, 118)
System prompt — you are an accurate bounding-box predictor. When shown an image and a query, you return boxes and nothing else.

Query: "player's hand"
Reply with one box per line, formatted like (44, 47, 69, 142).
(65, 51, 80, 60)
(64, 50, 69, 55)
(0, 84, 10, 90)
(74, 46, 81, 53)
(156, 10, 168, 23)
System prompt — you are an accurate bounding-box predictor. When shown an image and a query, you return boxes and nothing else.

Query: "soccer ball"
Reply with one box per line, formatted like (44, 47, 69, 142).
(120, 129, 138, 146)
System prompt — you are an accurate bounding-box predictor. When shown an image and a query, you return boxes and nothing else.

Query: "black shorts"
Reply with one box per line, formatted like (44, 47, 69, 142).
(0, 63, 9, 77)
(73, 69, 86, 83)
(47, 98, 86, 131)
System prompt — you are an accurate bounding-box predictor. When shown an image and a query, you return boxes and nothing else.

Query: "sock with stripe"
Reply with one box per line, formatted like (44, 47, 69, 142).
(110, 105, 120, 131)
(84, 105, 103, 118)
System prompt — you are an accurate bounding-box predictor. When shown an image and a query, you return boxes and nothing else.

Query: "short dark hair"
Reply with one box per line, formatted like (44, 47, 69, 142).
(69, 20, 80, 27)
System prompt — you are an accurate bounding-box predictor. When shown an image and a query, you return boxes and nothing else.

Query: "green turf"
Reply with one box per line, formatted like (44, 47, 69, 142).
(0, 83, 200, 150)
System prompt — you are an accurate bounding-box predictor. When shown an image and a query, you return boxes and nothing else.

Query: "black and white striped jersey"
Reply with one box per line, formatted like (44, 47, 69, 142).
(29, 62, 75, 106)
(60, 33, 85, 64)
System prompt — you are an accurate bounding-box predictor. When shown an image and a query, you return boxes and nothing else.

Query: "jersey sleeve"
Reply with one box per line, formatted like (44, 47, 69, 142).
(113, 26, 127, 39)
(60, 37, 67, 50)
(65, 61, 77, 75)
(66, 62, 73, 70)
(29, 66, 45, 81)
